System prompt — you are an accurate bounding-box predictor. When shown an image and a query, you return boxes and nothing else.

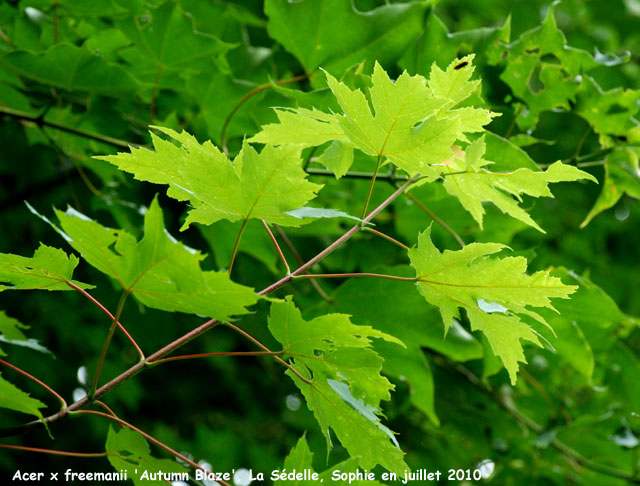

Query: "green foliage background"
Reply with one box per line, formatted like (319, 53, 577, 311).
(0, 0, 639, 484)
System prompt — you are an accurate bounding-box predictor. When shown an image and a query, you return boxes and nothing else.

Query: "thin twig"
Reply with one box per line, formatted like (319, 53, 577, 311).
(150, 350, 278, 366)
(303, 146, 319, 171)
(0, 178, 416, 438)
(0, 28, 16, 48)
(0, 318, 224, 438)
(93, 400, 121, 422)
(224, 322, 312, 385)
(402, 189, 466, 248)
(262, 220, 290, 274)
(274, 225, 332, 302)
(67, 282, 144, 360)
(88, 291, 130, 399)
(363, 227, 410, 250)
(0, 444, 106, 457)
(260, 177, 416, 296)
(0, 359, 67, 410)
(571, 126, 592, 162)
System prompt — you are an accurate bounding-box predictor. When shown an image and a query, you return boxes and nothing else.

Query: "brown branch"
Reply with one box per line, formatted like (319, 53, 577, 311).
(67, 282, 144, 360)
(150, 350, 278, 366)
(0, 177, 415, 437)
(87, 291, 130, 399)
(401, 189, 466, 248)
(260, 177, 416, 296)
(262, 220, 291, 275)
(274, 225, 332, 302)
(363, 227, 410, 251)
(223, 322, 311, 384)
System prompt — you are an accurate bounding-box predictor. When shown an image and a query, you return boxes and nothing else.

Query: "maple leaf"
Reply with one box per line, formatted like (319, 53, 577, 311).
(251, 57, 497, 178)
(47, 198, 258, 321)
(0, 244, 91, 292)
(268, 298, 407, 473)
(408, 227, 577, 383)
(98, 127, 322, 229)
(439, 135, 597, 231)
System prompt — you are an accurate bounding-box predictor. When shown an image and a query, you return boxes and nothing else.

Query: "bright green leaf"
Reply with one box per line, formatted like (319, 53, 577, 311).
(408, 227, 577, 383)
(49, 198, 258, 321)
(268, 298, 407, 473)
(440, 135, 597, 231)
(326, 266, 483, 423)
(251, 107, 347, 148)
(252, 58, 496, 178)
(315, 140, 354, 178)
(0, 244, 91, 292)
(99, 128, 322, 228)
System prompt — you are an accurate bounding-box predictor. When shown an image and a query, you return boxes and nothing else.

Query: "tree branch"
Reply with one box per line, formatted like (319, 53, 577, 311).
(67, 282, 144, 361)
(88, 291, 130, 400)
(0, 176, 415, 437)
(259, 176, 416, 296)
(363, 227, 410, 251)
(273, 225, 332, 302)
(262, 220, 291, 275)
(400, 187, 466, 248)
